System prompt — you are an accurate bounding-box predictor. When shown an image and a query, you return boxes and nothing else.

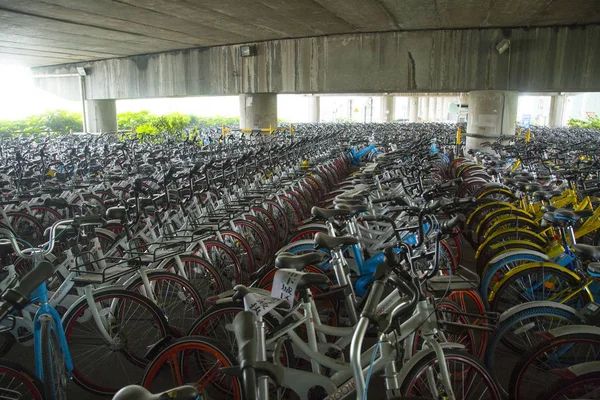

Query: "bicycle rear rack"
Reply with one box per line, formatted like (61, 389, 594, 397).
(71, 256, 141, 285)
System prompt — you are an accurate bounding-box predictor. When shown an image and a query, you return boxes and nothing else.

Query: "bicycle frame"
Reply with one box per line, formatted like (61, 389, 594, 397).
(32, 278, 74, 381)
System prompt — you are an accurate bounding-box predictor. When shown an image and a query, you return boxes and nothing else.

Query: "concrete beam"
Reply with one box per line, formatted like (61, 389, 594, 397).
(33, 25, 600, 100)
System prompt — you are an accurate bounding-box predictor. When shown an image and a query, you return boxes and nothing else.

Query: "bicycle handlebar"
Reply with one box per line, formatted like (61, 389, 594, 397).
(0, 219, 73, 259)
(0, 260, 55, 321)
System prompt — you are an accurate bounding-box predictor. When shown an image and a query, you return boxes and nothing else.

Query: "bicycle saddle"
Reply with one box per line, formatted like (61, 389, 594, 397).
(295, 272, 329, 289)
(106, 206, 127, 221)
(275, 252, 326, 271)
(334, 203, 368, 214)
(314, 232, 359, 250)
(553, 208, 594, 222)
(112, 385, 198, 400)
(311, 206, 350, 220)
(43, 198, 69, 209)
(572, 244, 600, 261)
(587, 262, 600, 276)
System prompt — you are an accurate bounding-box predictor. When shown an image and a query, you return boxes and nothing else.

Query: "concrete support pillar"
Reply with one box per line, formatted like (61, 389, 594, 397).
(420, 97, 429, 121)
(86, 99, 117, 133)
(549, 95, 567, 127)
(466, 90, 519, 152)
(441, 97, 451, 121)
(427, 97, 435, 121)
(308, 96, 320, 123)
(380, 96, 395, 122)
(434, 97, 444, 121)
(239, 93, 278, 130)
(409, 97, 419, 122)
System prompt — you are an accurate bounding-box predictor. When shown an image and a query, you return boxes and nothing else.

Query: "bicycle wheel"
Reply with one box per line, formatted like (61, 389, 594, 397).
(160, 255, 225, 300)
(141, 336, 241, 400)
(125, 271, 204, 336)
(401, 349, 501, 399)
(484, 304, 582, 396)
(200, 241, 243, 285)
(537, 371, 600, 400)
(40, 315, 68, 400)
(412, 301, 476, 357)
(5, 212, 45, 246)
(62, 288, 170, 396)
(218, 231, 256, 279)
(232, 219, 270, 269)
(488, 263, 592, 313)
(264, 200, 289, 245)
(509, 331, 600, 400)
(0, 358, 44, 400)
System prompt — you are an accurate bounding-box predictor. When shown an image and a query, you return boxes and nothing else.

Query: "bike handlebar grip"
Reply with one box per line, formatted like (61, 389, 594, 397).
(441, 214, 466, 234)
(1, 261, 55, 313)
(17, 261, 54, 297)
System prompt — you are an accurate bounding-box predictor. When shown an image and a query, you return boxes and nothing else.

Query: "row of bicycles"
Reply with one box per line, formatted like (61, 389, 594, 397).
(0, 123, 599, 400)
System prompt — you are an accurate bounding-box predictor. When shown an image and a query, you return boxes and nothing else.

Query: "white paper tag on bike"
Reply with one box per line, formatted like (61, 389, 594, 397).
(271, 269, 304, 309)
(244, 292, 285, 317)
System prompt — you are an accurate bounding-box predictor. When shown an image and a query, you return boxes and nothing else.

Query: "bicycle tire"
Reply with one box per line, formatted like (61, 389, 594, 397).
(40, 315, 68, 400)
(484, 305, 582, 395)
(536, 371, 600, 400)
(62, 288, 170, 396)
(509, 331, 600, 400)
(141, 336, 242, 400)
(0, 358, 44, 400)
(401, 349, 501, 399)
(489, 263, 591, 313)
(160, 254, 225, 299)
(125, 271, 205, 336)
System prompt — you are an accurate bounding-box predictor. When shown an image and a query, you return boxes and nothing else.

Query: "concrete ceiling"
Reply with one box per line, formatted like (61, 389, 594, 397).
(1, 0, 599, 67)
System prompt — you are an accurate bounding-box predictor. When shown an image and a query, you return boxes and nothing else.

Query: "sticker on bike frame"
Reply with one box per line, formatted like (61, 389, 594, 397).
(272, 269, 304, 308)
(244, 292, 285, 317)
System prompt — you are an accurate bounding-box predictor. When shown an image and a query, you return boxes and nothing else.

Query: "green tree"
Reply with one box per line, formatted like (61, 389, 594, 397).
(151, 112, 191, 140)
(117, 110, 154, 131)
(567, 114, 600, 129)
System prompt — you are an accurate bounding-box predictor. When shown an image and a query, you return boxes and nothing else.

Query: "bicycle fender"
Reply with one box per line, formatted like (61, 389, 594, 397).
(488, 249, 550, 264)
(498, 300, 578, 323)
(60, 285, 124, 324)
(558, 361, 600, 377)
(396, 342, 466, 382)
(276, 239, 315, 255)
(154, 252, 198, 269)
(545, 324, 600, 338)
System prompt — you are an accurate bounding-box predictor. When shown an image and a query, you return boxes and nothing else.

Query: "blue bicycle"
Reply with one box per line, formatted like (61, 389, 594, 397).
(0, 220, 75, 400)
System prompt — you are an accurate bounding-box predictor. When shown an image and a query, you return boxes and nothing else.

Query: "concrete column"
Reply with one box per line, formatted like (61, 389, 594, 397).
(466, 90, 519, 152)
(239, 93, 278, 130)
(420, 97, 429, 121)
(549, 94, 567, 127)
(428, 97, 436, 121)
(380, 96, 395, 122)
(86, 99, 117, 133)
(409, 96, 419, 122)
(308, 96, 320, 123)
(435, 97, 444, 121)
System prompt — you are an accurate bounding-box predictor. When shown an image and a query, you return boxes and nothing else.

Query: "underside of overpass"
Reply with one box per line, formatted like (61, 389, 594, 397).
(1, 0, 599, 67)
(2, 0, 599, 134)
